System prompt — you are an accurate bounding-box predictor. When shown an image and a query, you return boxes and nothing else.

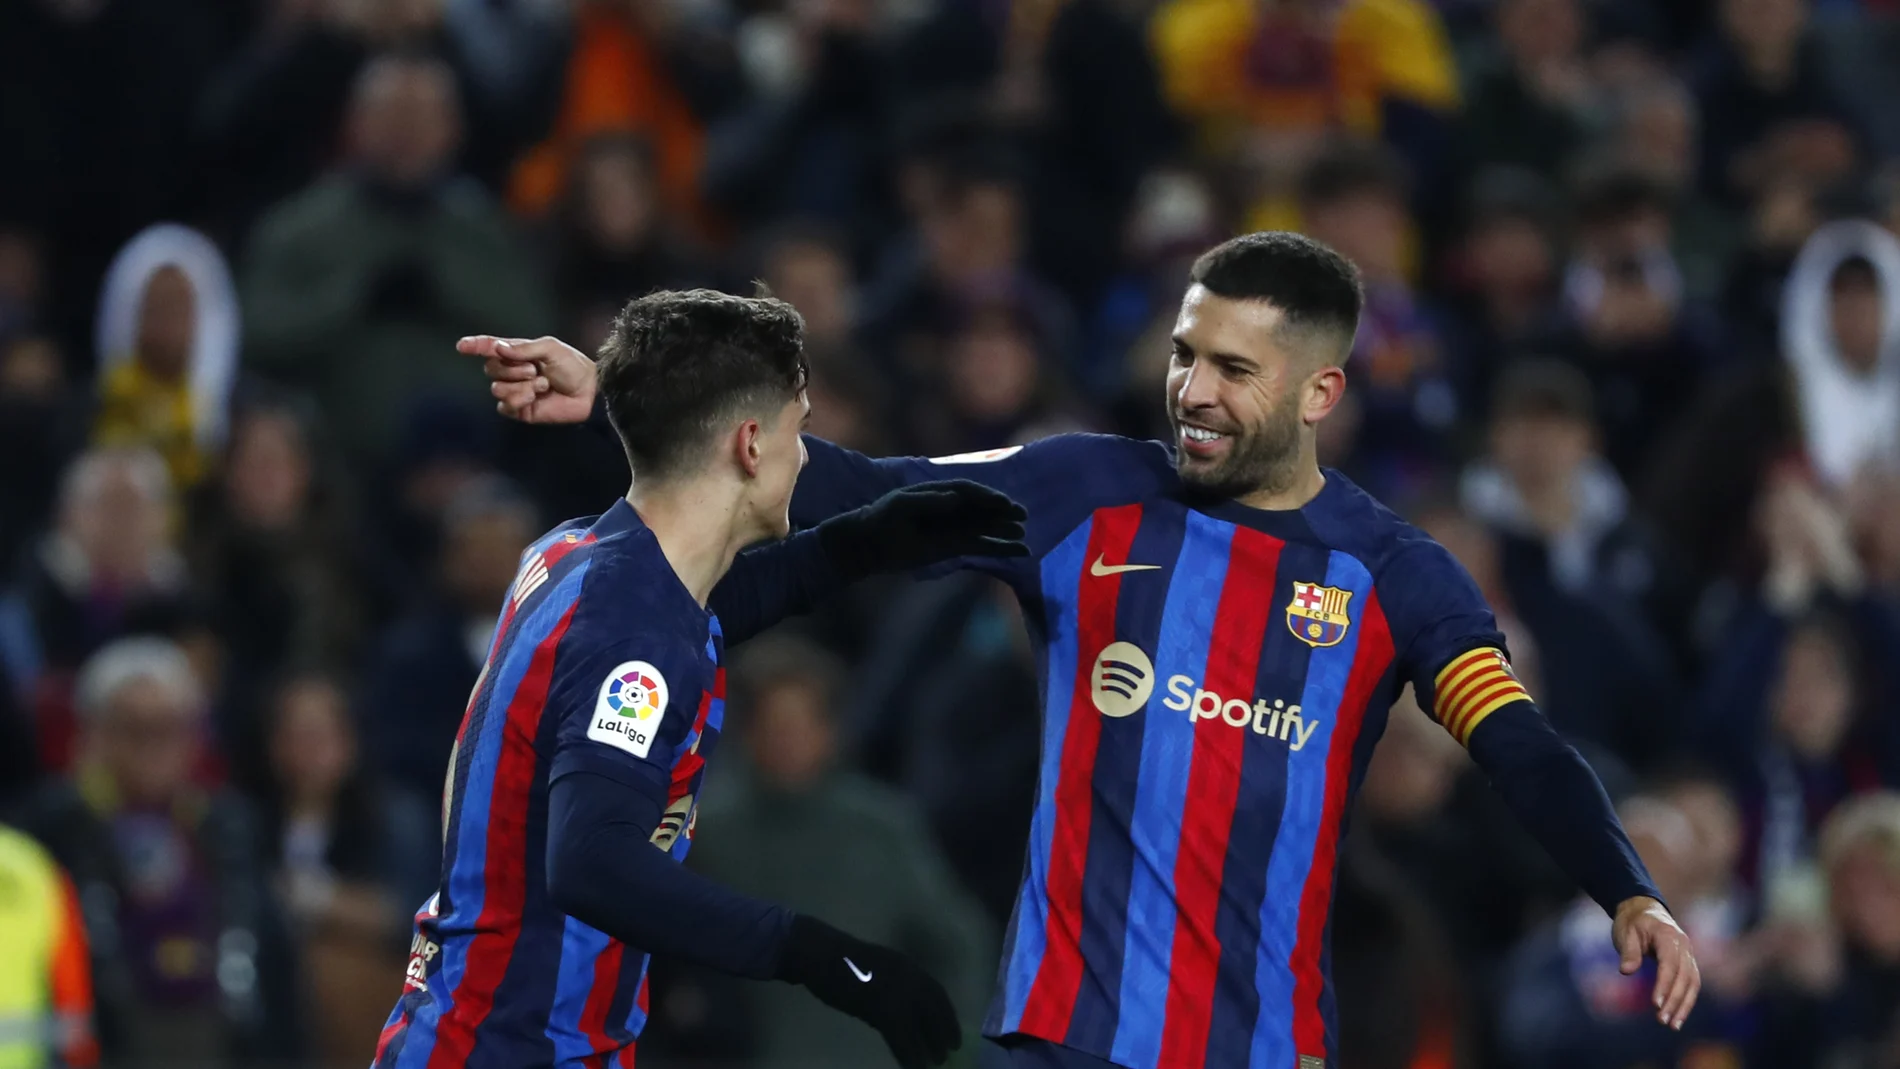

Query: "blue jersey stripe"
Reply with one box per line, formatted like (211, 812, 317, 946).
(547, 918, 615, 1062)
(1109, 511, 1235, 1069)
(415, 563, 592, 1068)
(1201, 541, 1327, 1066)
(1248, 551, 1375, 1066)
(995, 518, 1094, 1034)
(1065, 505, 1187, 1052)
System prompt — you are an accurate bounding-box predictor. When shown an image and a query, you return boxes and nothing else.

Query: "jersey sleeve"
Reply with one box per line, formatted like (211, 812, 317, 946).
(546, 629, 706, 820)
(793, 433, 1170, 585)
(1379, 535, 1526, 747)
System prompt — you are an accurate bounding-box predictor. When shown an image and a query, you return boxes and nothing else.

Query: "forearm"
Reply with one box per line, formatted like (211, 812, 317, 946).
(791, 435, 931, 527)
(546, 771, 792, 978)
(1468, 701, 1662, 914)
(709, 529, 841, 645)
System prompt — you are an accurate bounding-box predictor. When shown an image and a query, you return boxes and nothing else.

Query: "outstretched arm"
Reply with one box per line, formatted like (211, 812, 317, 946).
(548, 640, 963, 1068)
(710, 483, 1028, 645)
(1386, 538, 1701, 1030)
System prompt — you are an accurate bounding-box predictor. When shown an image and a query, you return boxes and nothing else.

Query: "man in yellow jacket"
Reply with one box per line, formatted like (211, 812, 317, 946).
(0, 825, 97, 1069)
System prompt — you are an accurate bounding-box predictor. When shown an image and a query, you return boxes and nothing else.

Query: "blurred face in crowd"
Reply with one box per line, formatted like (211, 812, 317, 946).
(1619, 86, 1697, 190)
(1669, 780, 1744, 901)
(1721, 0, 1805, 66)
(1622, 798, 1695, 907)
(1491, 410, 1595, 495)
(349, 56, 462, 188)
(1303, 192, 1407, 287)
(270, 676, 358, 808)
(579, 142, 656, 255)
(91, 671, 204, 808)
(924, 180, 1023, 287)
(1830, 838, 1900, 962)
(764, 240, 853, 346)
(225, 410, 313, 532)
(61, 450, 173, 587)
(1828, 261, 1885, 374)
(1497, 0, 1582, 68)
(1771, 625, 1855, 760)
(1466, 214, 1556, 307)
(744, 674, 836, 791)
(443, 501, 538, 613)
(135, 266, 195, 381)
(949, 312, 1041, 425)
(1167, 286, 1345, 501)
(1361, 692, 1466, 824)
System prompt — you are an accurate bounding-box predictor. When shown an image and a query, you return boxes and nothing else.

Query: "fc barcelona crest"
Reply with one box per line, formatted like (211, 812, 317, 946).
(1287, 582, 1353, 648)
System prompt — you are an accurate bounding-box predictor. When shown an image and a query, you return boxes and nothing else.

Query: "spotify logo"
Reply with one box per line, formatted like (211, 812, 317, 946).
(1091, 642, 1155, 718)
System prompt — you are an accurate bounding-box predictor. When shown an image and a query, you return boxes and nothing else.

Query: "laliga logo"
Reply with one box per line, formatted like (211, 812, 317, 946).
(1090, 642, 1155, 718)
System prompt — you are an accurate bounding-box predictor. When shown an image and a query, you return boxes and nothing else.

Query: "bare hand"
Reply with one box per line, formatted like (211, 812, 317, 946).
(457, 335, 597, 425)
(1613, 896, 1700, 1030)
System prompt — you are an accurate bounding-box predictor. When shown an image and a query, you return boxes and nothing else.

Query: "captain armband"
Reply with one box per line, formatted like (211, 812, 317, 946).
(1431, 647, 1531, 746)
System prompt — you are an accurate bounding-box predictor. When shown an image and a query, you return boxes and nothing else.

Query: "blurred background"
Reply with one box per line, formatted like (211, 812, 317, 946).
(2, 0, 1900, 1066)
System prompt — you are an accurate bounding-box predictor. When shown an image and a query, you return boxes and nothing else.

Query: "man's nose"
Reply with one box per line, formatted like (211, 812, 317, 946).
(1177, 363, 1219, 410)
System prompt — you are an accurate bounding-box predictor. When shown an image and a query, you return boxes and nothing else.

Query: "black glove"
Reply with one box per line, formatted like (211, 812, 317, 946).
(774, 914, 962, 1068)
(815, 479, 1029, 580)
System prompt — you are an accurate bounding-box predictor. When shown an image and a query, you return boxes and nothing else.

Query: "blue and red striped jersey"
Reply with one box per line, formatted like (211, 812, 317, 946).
(373, 499, 728, 1069)
(793, 435, 1531, 1069)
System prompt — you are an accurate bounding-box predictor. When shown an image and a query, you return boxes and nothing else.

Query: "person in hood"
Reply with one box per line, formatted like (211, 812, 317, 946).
(91, 225, 239, 492)
(1780, 219, 1900, 491)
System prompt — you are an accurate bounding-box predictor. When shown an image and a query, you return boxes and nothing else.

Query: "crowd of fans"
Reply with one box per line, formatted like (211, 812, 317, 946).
(3, 0, 1900, 1066)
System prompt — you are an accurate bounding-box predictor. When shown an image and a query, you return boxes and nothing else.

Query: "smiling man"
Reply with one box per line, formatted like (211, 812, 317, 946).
(472, 233, 1699, 1069)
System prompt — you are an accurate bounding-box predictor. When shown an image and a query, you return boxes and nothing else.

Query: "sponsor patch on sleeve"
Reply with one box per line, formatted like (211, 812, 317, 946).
(928, 446, 1024, 465)
(587, 660, 670, 760)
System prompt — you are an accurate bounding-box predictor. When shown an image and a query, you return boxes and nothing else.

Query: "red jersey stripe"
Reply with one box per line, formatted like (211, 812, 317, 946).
(577, 941, 626, 1056)
(1019, 504, 1146, 1037)
(1289, 593, 1395, 1056)
(426, 602, 581, 1069)
(1156, 526, 1283, 1065)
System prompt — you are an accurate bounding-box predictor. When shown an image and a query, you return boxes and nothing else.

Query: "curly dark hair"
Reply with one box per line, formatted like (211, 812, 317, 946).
(596, 288, 811, 479)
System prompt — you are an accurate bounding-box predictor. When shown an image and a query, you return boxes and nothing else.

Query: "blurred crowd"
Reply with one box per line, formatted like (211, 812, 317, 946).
(2, 0, 1900, 1066)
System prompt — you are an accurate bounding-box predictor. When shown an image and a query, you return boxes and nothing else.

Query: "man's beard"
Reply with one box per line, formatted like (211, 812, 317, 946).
(1171, 390, 1304, 501)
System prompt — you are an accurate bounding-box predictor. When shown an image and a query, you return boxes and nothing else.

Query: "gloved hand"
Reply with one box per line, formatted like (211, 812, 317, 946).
(774, 915, 963, 1068)
(815, 480, 1029, 579)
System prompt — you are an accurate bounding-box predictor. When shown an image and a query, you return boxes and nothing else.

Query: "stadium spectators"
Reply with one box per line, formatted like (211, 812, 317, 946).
(687, 636, 995, 1068)
(184, 397, 383, 770)
(359, 478, 538, 805)
(91, 224, 241, 493)
(258, 671, 433, 1068)
(242, 51, 552, 464)
(11, 637, 301, 1068)
(4, 0, 1900, 1062)
(0, 447, 195, 773)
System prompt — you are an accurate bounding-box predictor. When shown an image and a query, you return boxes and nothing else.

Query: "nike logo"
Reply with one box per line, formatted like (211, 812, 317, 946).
(845, 957, 873, 983)
(1090, 554, 1161, 577)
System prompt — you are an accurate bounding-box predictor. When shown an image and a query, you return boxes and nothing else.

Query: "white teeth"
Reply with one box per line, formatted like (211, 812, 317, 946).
(1182, 426, 1224, 443)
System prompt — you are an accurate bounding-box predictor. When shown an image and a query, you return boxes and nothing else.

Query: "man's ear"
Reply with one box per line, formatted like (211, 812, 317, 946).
(736, 418, 765, 478)
(1304, 365, 1348, 425)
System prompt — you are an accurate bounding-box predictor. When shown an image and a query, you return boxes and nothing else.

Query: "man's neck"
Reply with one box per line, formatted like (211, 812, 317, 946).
(1236, 461, 1327, 512)
(628, 479, 756, 607)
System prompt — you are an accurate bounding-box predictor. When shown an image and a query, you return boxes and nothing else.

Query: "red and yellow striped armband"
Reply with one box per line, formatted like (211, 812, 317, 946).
(1432, 647, 1530, 746)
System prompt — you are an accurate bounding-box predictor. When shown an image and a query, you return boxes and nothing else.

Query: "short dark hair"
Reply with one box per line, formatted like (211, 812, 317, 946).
(1298, 140, 1409, 211)
(597, 289, 810, 478)
(1492, 357, 1596, 425)
(1573, 165, 1673, 229)
(1187, 231, 1364, 356)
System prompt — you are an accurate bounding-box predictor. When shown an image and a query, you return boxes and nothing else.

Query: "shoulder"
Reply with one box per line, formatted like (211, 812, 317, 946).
(1302, 471, 1433, 574)
(251, 177, 359, 242)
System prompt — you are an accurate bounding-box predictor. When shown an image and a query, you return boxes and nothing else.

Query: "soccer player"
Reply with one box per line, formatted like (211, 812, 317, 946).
(470, 233, 1700, 1069)
(376, 290, 1034, 1069)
